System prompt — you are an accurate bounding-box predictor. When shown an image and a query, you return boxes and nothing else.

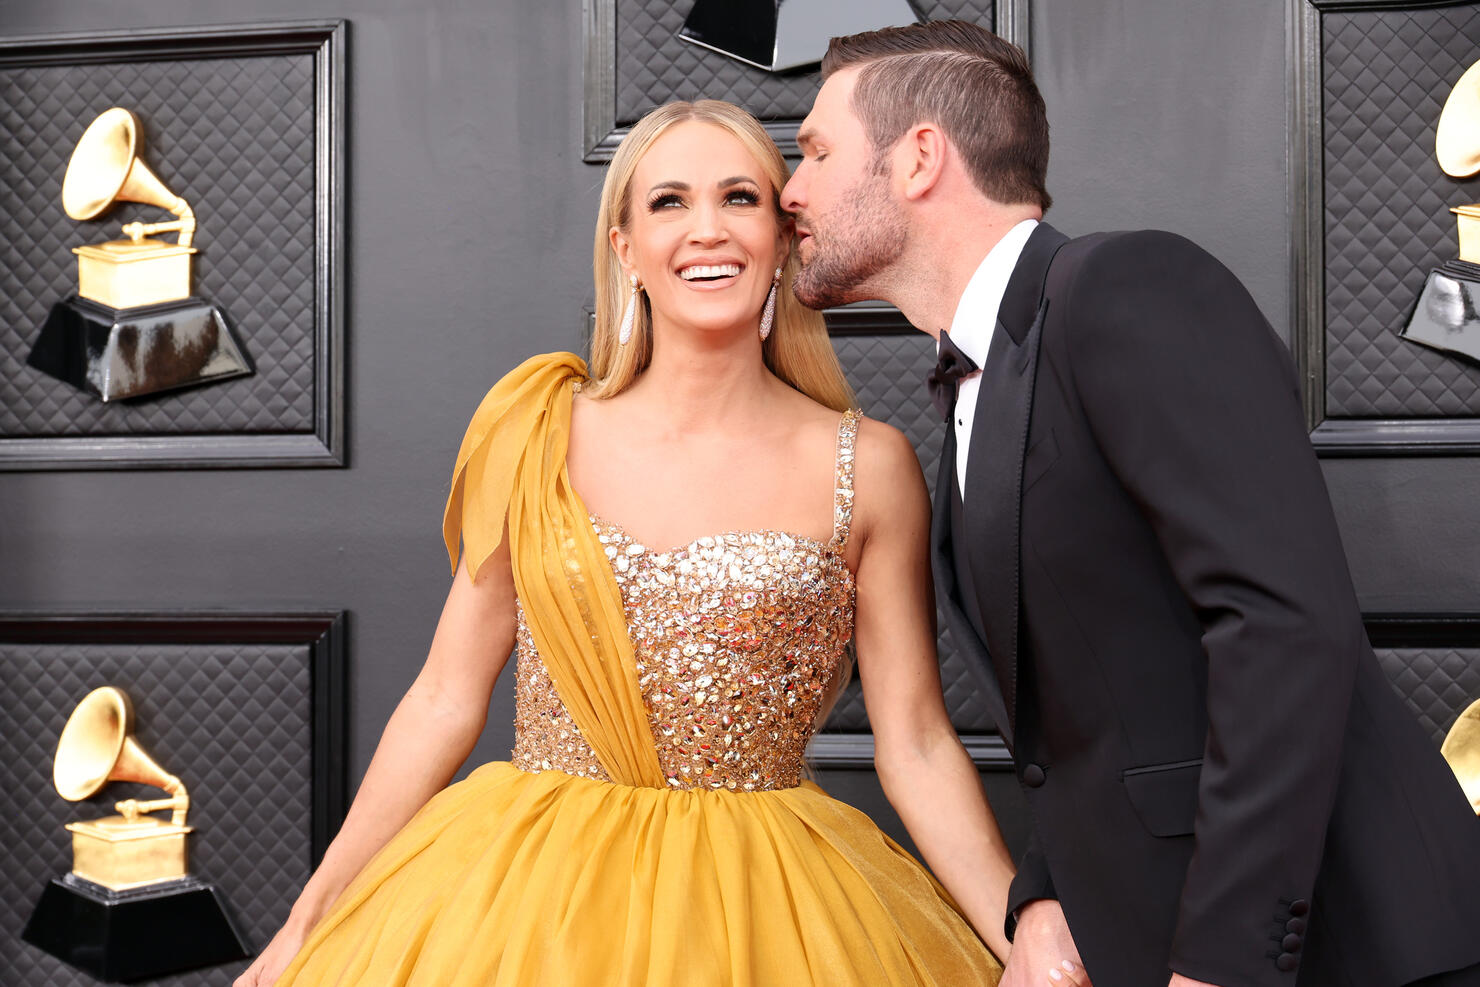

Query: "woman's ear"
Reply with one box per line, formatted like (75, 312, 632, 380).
(775, 215, 793, 270)
(610, 225, 636, 280)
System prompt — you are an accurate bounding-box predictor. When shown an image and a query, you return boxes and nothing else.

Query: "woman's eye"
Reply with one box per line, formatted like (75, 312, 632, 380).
(725, 189, 760, 206)
(648, 193, 683, 210)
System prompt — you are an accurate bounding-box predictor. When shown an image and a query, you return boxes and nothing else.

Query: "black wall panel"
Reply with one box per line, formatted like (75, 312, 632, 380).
(2, 1, 1475, 981)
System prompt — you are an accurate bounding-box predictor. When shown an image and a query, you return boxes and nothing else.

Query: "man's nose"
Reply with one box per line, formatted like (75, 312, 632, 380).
(780, 169, 805, 213)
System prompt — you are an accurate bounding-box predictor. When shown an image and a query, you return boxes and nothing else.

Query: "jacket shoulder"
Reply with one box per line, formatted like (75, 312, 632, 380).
(1053, 228, 1217, 280)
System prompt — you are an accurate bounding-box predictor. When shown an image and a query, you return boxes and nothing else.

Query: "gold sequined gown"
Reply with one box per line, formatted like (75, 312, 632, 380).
(276, 354, 1003, 987)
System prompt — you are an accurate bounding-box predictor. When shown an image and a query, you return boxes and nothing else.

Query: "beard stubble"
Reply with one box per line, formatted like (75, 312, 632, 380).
(791, 168, 907, 311)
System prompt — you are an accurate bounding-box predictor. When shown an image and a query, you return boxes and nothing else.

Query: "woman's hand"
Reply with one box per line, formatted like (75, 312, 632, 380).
(233, 919, 311, 987)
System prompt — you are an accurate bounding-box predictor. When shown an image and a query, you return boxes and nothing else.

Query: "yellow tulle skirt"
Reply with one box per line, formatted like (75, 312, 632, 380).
(276, 762, 1002, 986)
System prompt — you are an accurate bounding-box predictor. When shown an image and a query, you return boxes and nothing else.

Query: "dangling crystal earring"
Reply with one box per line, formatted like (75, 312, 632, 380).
(618, 275, 639, 345)
(759, 267, 782, 341)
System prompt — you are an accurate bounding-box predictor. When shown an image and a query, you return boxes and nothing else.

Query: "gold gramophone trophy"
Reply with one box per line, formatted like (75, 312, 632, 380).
(21, 686, 248, 982)
(25, 107, 251, 401)
(1400, 60, 1480, 363)
(1442, 698, 1480, 815)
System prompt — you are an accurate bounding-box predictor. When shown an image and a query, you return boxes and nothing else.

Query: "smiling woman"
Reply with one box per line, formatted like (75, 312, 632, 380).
(585, 100, 853, 411)
(237, 99, 1011, 987)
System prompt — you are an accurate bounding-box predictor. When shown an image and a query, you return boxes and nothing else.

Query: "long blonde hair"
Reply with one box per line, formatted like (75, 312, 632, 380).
(587, 100, 855, 412)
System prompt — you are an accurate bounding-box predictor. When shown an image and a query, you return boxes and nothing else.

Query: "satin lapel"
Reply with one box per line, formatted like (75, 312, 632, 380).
(959, 223, 1068, 735)
(930, 423, 1013, 748)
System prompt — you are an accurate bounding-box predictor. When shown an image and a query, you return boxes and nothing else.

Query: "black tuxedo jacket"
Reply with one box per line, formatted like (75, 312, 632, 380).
(933, 223, 1480, 987)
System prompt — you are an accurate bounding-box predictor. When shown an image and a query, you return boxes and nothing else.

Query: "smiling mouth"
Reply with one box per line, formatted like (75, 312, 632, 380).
(678, 263, 743, 282)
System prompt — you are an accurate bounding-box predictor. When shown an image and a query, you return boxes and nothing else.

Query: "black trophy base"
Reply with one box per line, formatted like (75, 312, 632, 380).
(26, 294, 252, 402)
(21, 873, 250, 983)
(1400, 259, 1480, 365)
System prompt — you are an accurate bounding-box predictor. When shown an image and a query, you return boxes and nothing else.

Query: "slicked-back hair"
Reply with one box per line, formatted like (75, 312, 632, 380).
(822, 20, 1051, 211)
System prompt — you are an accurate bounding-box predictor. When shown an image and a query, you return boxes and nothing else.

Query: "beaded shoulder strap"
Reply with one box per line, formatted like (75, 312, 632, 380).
(830, 409, 861, 549)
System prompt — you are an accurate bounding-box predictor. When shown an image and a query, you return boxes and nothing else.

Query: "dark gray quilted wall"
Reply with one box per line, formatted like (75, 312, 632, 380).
(1377, 644, 1480, 747)
(0, 53, 317, 437)
(616, 0, 996, 124)
(0, 643, 314, 986)
(1323, 5, 1480, 417)
(822, 332, 996, 734)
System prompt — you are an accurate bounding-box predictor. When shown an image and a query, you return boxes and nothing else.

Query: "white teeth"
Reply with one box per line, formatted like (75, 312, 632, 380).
(679, 263, 742, 281)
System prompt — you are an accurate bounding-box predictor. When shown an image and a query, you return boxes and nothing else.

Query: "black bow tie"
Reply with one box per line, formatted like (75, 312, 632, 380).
(926, 332, 979, 422)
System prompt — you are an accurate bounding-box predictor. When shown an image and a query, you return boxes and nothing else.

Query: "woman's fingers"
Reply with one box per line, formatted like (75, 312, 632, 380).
(1048, 958, 1090, 986)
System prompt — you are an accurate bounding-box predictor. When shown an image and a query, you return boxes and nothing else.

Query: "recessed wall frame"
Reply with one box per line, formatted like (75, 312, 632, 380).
(0, 611, 347, 984)
(0, 611, 348, 858)
(583, 0, 1031, 163)
(1289, 0, 1480, 455)
(0, 21, 346, 470)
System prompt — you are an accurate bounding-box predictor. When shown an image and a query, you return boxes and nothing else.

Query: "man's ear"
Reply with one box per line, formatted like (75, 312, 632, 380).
(897, 123, 947, 202)
(610, 225, 636, 279)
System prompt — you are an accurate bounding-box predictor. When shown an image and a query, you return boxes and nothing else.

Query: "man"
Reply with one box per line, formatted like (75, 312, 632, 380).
(782, 20, 1480, 987)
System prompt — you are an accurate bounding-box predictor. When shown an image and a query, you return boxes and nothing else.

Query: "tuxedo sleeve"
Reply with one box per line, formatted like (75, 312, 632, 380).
(1064, 231, 1362, 986)
(1004, 828, 1056, 942)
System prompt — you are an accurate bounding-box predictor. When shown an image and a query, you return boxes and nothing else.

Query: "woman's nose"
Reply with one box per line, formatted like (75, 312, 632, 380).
(687, 201, 727, 243)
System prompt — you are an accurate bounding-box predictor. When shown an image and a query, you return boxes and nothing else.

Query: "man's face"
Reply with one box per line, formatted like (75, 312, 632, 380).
(782, 67, 907, 310)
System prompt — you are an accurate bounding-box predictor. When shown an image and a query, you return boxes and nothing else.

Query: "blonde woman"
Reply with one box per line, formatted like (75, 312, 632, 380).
(237, 100, 1011, 987)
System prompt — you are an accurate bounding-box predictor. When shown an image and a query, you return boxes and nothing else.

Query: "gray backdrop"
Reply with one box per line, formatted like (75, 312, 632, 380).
(3, 0, 1475, 969)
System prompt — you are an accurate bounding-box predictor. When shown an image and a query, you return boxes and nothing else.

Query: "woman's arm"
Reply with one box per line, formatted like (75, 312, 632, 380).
(849, 421, 1016, 962)
(235, 532, 519, 986)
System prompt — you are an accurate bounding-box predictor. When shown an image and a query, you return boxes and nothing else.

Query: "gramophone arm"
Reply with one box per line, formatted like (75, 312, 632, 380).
(120, 195, 196, 248)
(115, 775, 190, 827)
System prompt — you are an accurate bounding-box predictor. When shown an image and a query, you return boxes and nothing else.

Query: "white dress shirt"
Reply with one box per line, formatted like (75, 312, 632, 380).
(940, 218, 1038, 503)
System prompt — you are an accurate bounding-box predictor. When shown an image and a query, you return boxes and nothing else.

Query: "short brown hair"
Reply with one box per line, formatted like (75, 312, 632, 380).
(822, 20, 1051, 211)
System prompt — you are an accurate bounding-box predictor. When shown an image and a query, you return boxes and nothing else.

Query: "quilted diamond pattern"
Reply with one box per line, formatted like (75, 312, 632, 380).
(616, 0, 996, 124)
(820, 332, 996, 733)
(1376, 645, 1480, 747)
(0, 643, 315, 985)
(0, 53, 318, 437)
(1323, 7, 1480, 417)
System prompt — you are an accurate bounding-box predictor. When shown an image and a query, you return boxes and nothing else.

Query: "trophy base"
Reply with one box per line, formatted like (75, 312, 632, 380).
(26, 294, 252, 402)
(1400, 259, 1480, 365)
(21, 872, 250, 983)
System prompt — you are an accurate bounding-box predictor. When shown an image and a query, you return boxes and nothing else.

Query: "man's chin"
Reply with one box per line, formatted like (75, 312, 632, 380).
(792, 268, 864, 311)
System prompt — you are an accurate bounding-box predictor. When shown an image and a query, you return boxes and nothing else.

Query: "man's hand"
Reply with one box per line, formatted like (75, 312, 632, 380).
(1168, 976, 1222, 987)
(1000, 899, 1091, 986)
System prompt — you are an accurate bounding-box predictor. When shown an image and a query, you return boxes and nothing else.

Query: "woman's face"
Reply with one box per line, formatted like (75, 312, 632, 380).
(611, 120, 788, 341)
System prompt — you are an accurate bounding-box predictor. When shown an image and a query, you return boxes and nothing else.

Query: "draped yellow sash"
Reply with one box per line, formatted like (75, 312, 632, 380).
(443, 352, 665, 789)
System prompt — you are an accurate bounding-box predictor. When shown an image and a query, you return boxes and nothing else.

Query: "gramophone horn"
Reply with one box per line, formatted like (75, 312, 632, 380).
(1437, 61, 1480, 179)
(60, 107, 194, 246)
(1443, 698, 1480, 814)
(53, 686, 186, 819)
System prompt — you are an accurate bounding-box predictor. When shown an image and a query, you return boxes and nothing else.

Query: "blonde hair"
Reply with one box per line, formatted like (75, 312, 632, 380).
(587, 100, 855, 412)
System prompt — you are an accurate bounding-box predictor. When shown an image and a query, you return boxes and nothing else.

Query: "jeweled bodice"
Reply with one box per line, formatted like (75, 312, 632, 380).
(512, 411, 860, 791)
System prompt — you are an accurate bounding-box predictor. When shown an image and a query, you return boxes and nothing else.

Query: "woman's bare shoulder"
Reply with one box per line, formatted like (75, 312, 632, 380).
(854, 415, 923, 483)
(851, 415, 929, 536)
